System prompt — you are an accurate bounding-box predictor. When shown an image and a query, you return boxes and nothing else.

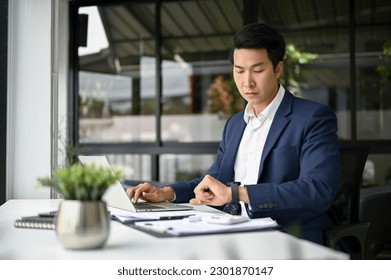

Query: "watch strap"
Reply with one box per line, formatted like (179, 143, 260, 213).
(229, 181, 240, 203)
(223, 182, 241, 215)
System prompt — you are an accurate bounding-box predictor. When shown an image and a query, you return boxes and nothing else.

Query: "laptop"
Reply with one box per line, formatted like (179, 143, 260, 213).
(78, 155, 193, 212)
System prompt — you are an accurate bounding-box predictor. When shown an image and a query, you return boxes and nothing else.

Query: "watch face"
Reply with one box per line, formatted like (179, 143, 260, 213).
(223, 203, 242, 215)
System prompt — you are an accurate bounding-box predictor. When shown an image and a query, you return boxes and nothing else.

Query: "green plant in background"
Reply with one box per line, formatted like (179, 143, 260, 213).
(377, 41, 391, 96)
(376, 41, 391, 135)
(58, 134, 85, 167)
(281, 43, 319, 95)
(377, 41, 391, 85)
(56, 117, 85, 167)
(37, 163, 123, 201)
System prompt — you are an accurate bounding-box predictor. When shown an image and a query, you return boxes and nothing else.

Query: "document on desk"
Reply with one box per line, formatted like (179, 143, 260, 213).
(109, 207, 197, 223)
(134, 216, 279, 237)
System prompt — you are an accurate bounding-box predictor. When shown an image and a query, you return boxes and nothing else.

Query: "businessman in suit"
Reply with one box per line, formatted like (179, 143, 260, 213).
(127, 23, 340, 246)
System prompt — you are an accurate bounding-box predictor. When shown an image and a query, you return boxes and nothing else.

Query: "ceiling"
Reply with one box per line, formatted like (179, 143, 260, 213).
(77, 0, 391, 74)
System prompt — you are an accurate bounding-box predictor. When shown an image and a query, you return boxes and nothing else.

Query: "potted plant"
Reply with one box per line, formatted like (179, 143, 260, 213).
(37, 163, 122, 250)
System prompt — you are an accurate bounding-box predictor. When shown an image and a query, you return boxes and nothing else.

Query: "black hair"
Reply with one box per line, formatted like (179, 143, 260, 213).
(229, 23, 286, 70)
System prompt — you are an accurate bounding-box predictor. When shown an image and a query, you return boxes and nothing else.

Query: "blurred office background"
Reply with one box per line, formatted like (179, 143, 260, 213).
(1, 0, 391, 201)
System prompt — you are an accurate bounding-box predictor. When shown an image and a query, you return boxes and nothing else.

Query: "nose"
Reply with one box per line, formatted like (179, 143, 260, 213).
(244, 82, 254, 88)
(244, 73, 255, 89)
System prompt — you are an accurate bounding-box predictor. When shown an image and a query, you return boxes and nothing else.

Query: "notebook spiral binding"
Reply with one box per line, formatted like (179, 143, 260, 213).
(14, 216, 55, 230)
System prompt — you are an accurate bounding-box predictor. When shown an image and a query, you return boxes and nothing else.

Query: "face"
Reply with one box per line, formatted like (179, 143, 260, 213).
(233, 48, 283, 115)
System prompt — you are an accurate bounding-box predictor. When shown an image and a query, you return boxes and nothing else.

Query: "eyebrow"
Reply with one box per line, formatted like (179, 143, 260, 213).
(234, 62, 265, 69)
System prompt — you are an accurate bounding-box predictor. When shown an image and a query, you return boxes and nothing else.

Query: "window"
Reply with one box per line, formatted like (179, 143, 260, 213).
(258, 0, 351, 139)
(72, 0, 242, 181)
(355, 0, 391, 140)
(70, 0, 391, 184)
(160, 0, 243, 142)
(77, 3, 157, 143)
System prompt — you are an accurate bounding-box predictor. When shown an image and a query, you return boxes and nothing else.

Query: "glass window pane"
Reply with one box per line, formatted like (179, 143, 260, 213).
(356, 1, 391, 140)
(78, 4, 157, 143)
(259, 0, 351, 139)
(105, 154, 152, 182)
(159, 154, 214, 183)
(160, 0, 243, 142)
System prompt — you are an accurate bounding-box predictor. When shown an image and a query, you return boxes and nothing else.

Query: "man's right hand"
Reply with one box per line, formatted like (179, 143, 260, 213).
(126, 182, 174, 203)
(189, 175, 231, 206)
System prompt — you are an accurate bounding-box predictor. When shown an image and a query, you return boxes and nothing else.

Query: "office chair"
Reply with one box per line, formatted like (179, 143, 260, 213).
(325, 144, 371, 260)
(360, 185, 391, 259)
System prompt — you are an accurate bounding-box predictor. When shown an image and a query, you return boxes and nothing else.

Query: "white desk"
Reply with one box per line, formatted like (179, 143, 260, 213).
(0, 199, 348, 260)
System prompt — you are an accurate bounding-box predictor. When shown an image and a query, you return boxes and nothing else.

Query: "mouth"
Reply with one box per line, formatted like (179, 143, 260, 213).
(245, 92, 257, 96)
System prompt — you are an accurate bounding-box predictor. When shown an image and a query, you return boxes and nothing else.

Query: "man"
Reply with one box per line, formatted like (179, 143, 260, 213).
(127, 23, 340, 246)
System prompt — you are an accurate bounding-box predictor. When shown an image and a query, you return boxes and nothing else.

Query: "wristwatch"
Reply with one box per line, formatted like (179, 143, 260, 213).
(228, 182, 241, 203)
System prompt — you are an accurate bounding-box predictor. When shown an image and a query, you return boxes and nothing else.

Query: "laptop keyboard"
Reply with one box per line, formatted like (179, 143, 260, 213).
(134, 203, 165, 210)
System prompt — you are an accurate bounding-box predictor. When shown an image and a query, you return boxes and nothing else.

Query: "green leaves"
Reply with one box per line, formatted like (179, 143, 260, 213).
(281, 42, 319, 95)
(285, 43, 318, 64)
(37, 163, 123, 201)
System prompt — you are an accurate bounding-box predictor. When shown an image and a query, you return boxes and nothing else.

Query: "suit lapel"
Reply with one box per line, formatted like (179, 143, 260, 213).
(219, 115, 246, 183)
(258, 91, 293, 178)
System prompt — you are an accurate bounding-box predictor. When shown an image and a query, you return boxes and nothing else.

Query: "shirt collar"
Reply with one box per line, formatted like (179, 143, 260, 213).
(243, 85, 286, 124)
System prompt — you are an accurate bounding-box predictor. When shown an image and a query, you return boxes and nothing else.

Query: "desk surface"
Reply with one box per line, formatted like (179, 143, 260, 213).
(0, 199, 348, 260)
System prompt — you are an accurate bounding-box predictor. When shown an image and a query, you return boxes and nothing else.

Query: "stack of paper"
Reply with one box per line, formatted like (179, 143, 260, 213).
(109, 207, 197, 223)
(134, 216, 278, 236)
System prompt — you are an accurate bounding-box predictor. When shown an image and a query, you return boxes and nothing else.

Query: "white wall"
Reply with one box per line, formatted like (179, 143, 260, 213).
(7, 0, 53, 199)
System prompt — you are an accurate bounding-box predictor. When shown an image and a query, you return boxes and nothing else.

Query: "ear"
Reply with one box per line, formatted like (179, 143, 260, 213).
(275, 61, 283, 79)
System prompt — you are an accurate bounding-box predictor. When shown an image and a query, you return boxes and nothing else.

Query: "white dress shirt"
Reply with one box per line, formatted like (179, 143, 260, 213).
(234, 85, 285, 216)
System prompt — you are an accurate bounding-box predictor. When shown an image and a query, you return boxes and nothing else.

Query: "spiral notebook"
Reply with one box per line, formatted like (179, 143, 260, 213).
(14, 215, 55, 230)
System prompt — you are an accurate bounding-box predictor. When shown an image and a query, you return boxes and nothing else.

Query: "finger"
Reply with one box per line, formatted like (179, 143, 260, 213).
(194, 194, 213, 205)
(189, 198, 202, 205)
(126, 186, 142, 200)
(133, 186, 148, 203)
(194, 187, 213, 202)
(126, 183, 144, 195)
(126, 187, 134, 199)
(134, 182, 157, 202)
(141, 191, 158, 202)
(198, 194, 212, 205)
(201, 191, 213, 199)
(194, 184, 210, 195)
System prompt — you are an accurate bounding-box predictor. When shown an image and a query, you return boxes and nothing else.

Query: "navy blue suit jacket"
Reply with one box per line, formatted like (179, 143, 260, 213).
(171, 90, 340, 245)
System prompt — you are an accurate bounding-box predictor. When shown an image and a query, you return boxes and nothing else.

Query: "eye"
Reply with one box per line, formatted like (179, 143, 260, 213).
(234, 66, 244, 73)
